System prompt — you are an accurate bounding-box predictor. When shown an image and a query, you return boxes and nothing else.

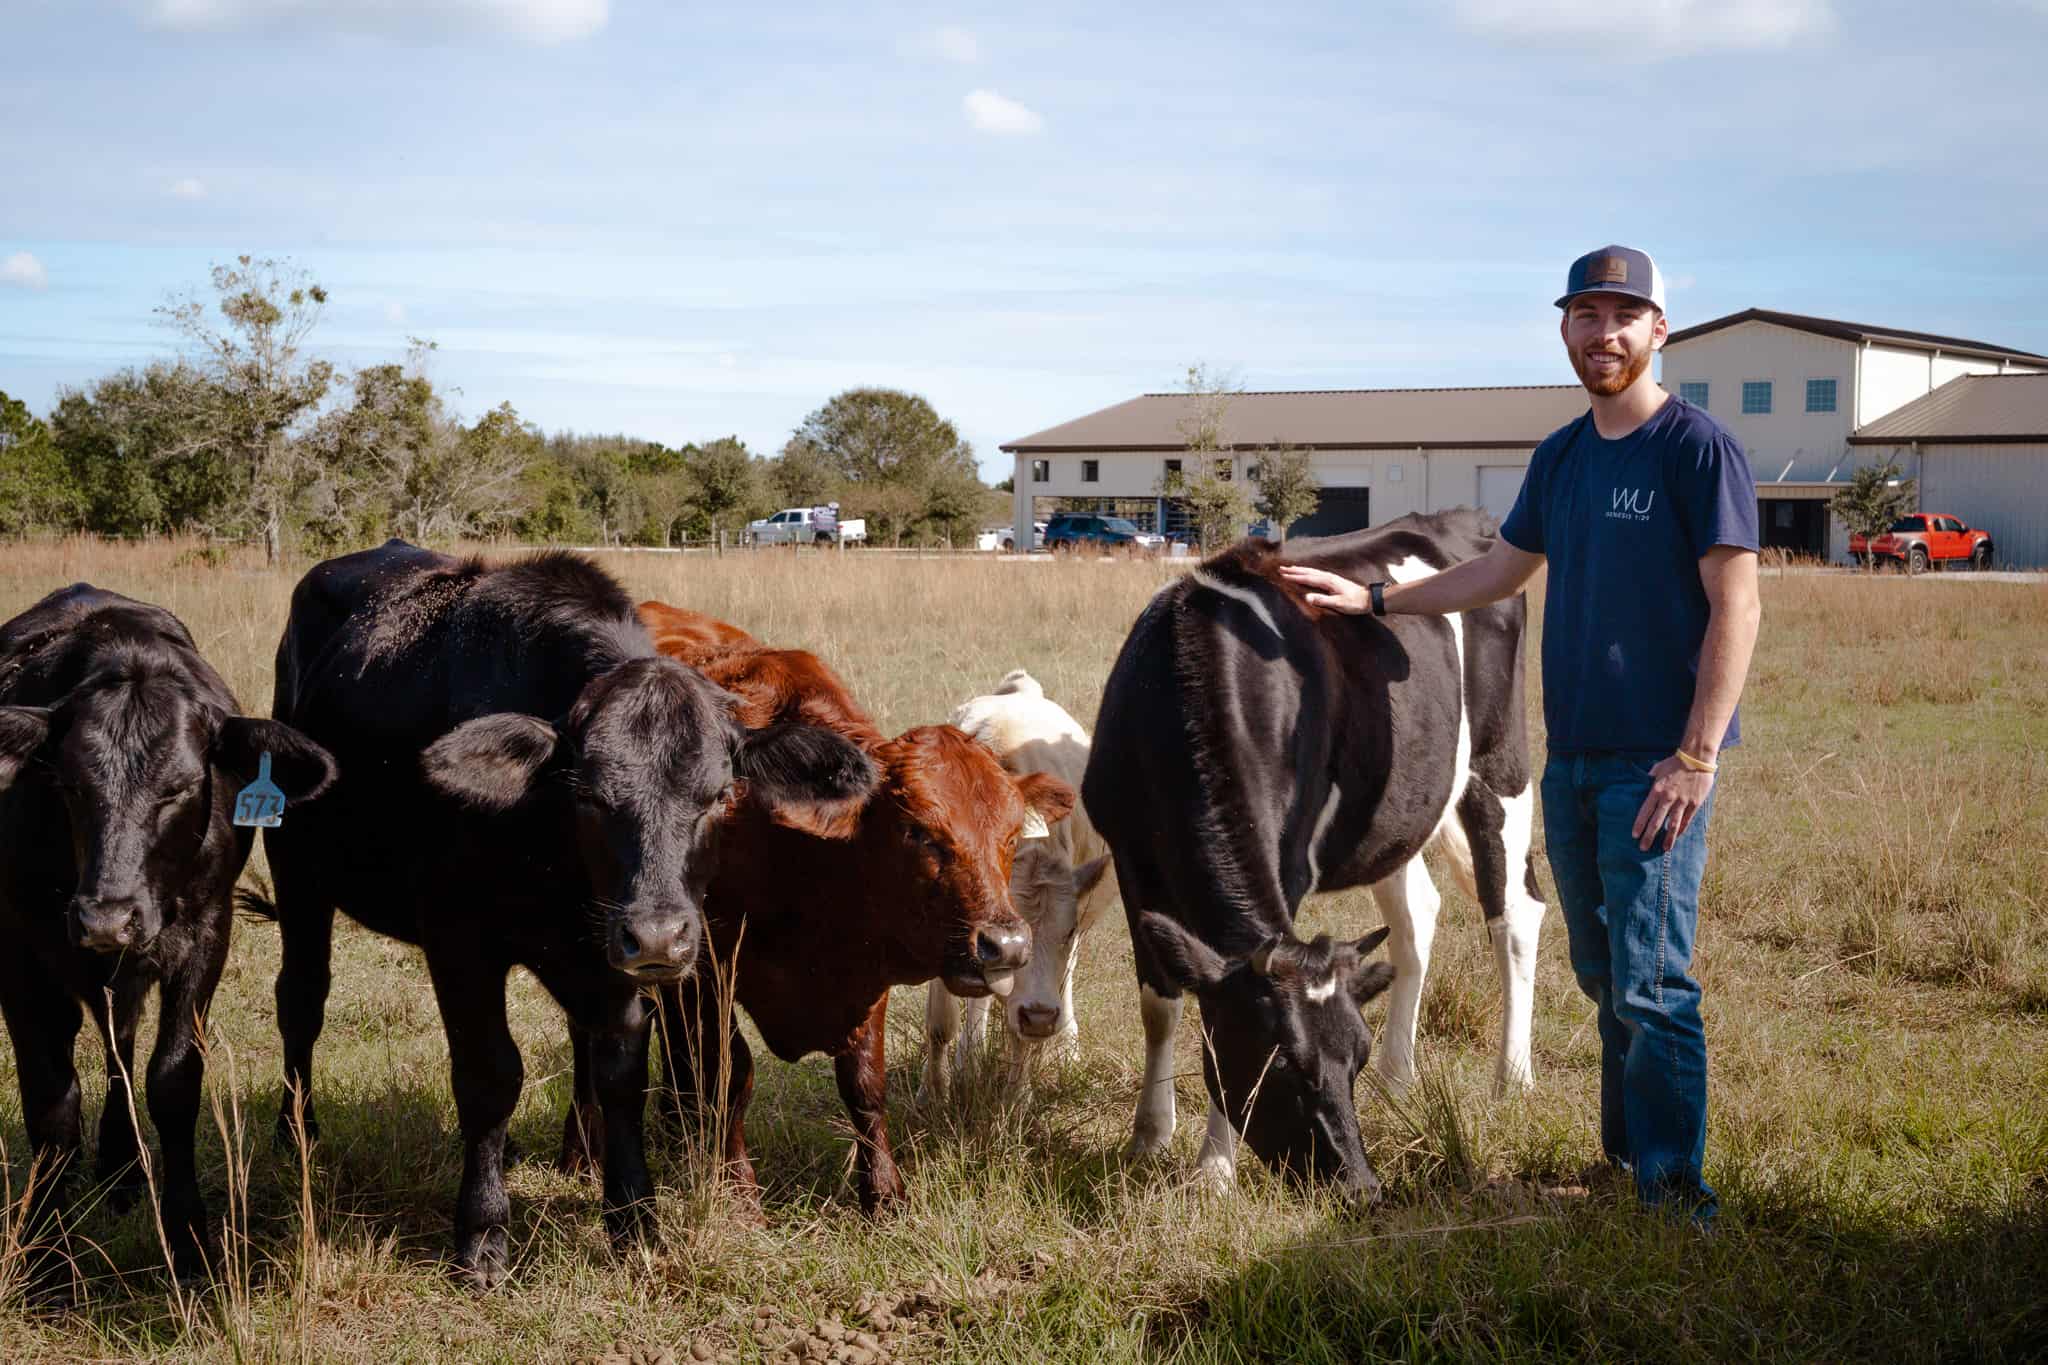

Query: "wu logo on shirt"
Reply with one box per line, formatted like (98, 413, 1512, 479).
(1607, 487, 1656, 522)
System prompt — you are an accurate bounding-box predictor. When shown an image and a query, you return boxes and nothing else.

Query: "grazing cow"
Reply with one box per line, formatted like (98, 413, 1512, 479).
(260, 543, 875, 1288)
(635, 603, 1075, 1212)
(0, 585, 335, 1292)
(919, 670, 1114, 1104)
(1085, 511, 1545, 1198)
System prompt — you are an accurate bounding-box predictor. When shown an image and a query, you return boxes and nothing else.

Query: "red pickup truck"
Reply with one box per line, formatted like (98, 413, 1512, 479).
(1849, 513, 1995, 572)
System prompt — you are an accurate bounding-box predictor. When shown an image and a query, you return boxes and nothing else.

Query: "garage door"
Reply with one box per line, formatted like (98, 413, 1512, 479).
(1477, 466, 1527, 525)
(1284, 487, 1372, 540)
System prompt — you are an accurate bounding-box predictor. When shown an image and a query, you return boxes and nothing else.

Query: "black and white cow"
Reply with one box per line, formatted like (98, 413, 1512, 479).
(1084, 510, 1545, 1197)
(261, 541, 876, 1288)
(0, 585, 335, 1293)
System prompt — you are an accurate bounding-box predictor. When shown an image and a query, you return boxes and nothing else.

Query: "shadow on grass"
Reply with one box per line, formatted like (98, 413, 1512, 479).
(1148, 1179, 2048, 1363)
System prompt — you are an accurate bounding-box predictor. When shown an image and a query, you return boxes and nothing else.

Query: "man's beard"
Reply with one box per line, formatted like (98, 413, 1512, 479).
(1570, 343, 1652, 397)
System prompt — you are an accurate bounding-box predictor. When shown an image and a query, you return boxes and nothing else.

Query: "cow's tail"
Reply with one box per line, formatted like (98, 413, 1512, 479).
(995, 669, 1042, 698)
(1428, 813, 1480, 903)
(235, 875, 280, 923)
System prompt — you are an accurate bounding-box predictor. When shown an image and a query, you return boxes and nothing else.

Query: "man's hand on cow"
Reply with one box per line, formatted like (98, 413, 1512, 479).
(1631, 757, 1715, 851)
(1278, 565, 1370, 614)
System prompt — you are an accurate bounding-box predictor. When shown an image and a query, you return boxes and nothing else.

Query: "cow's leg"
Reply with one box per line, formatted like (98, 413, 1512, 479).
(1195, 1096, 1239, 1192)
(90, 972, 149, 1212)
(956, 991, 989, 1073)
(1371, 855, 1442, 1090)
(1052, 943, 1084, 1064)
(1125, 984, 1183, 1159)
(664, 965, 759, 1198)
(585, 989, 657, 1249)
(423, 953, 520, 1291)
(556, 1022, 603, 1176)
(916, 981, 962, 1108)
(0, 960, 85, 1299)
(1469, 783, 1544, 1095)
(833, 996, 903, 1214)
(270, 868, 336, 1148)
(146, 933, 232, 1279)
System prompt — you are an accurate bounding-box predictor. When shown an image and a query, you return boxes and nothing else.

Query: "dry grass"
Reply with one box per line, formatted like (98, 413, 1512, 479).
(1, 538, 2044, 1362)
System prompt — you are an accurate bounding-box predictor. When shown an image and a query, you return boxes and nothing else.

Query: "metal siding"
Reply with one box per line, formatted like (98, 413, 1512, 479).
(1917, 445, 2048, 567)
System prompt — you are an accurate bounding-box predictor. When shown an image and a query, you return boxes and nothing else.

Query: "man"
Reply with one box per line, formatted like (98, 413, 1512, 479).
(1279, 244, 1760, 1220)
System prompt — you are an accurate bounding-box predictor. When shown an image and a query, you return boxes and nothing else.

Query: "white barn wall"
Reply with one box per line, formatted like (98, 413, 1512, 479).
(1661, 321, 1857, 480)
(1859, 344, 1937, 426)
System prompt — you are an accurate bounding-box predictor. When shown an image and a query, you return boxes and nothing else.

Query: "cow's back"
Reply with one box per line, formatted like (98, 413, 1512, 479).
(952, 677, 1104, 873)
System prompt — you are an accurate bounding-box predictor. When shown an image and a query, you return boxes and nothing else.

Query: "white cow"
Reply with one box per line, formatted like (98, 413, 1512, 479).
(920, 671, 1114, 1103)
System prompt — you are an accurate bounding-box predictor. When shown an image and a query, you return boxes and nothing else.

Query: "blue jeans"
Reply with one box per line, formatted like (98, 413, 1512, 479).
(1541, 751, 1717, 1219)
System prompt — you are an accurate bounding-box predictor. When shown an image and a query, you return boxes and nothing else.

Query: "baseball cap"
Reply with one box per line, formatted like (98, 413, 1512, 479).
(1555, 245, 1666, 312)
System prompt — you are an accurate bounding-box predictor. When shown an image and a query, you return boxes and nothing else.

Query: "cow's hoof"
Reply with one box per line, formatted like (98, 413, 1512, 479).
(454, 1230, 508, 1292)
(1123, 1124, 1174, 1163)
(101, 1166, 147, 1216)
(604, 1198, 657, 1249)
(1194, 1155, 1238, 1197)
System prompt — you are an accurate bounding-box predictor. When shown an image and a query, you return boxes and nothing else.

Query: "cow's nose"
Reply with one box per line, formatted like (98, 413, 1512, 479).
(70, 896, 142, 952)
(974, 924, 1031, 972)
(1014, 1003, 1059, 1038)
(612, 912, 698, 982)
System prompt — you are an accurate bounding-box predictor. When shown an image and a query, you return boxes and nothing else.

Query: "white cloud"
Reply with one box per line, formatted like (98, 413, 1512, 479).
(1, 252, 49, 290)
(963, 89, 1044, 136)
(140, 0, 608, 44)
(385, 301, 408, 325)
(169, 176, 207, 199)
(1452, 0, 1834, 54)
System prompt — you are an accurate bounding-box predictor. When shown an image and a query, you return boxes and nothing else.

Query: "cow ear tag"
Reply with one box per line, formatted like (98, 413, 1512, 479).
(1020, 809, 1050, 840)
(233, 752, 287, 829)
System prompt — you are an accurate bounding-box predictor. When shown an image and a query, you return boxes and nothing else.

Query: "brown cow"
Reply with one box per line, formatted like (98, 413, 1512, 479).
(560, 603, 1074, 1212)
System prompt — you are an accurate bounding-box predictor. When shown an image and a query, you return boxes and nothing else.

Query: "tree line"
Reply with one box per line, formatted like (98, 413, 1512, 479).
(0, 257, 1004, 560)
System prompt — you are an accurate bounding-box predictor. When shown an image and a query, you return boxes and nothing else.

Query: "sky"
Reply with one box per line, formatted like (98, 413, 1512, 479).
(4, 0, 2047, 480)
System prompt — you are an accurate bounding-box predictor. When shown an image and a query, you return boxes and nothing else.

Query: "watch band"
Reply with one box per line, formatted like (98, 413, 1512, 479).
(1369, 581, 1387, 617)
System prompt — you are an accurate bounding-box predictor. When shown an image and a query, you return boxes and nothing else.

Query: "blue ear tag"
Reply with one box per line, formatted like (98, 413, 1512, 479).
(233, 752, 287, 829)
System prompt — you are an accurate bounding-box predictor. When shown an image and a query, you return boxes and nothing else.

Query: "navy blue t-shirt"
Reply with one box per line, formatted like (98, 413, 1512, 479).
(1498, 394, 1759, 754)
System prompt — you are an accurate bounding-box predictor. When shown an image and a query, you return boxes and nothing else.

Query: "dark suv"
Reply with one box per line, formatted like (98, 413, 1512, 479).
(1043, 513, 1165, 551)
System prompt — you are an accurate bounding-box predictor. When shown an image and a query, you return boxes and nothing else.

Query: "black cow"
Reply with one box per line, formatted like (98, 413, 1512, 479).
(261, 541, 876, 1288)
(0, 585, 335, 1293)
(1085, 511, 1545, 1199)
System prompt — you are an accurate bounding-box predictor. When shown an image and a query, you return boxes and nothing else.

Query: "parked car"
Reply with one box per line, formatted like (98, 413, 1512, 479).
(1043, 513, 1165, 552)
(747, 504, 867, 546)
(976, 522, 1047, 552)
(1849, 513, 1994, 572)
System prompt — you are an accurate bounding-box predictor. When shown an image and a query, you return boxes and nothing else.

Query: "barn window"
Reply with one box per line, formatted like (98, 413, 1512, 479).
(1805, 378, 1837, 413)
(1082, 459, 1099, 483)
(1742, 381, 1773, 415)
(1215, 459, 1233, 481)
(1246, 462, 1261, 482)
(1030, 459, 1050, 483)
(1679, 381, 1709, 409)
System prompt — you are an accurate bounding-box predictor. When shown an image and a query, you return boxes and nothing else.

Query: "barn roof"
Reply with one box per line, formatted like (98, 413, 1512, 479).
(1001, 385, 1588, 453)
(1665, 308, 2048, 367)
(1849, 373, 2048, 445)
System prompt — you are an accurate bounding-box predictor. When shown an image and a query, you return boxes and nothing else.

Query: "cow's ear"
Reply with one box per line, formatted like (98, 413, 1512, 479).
(421, 714, 560, 812)
(1350, 960, 1396, 1006)
(0, 706, 53, 791)
(1015, 771, 1076, 828)
(216, 717, 338, 802)
(1071, 854, 1116, 934)
(1136, 912, 1230, 992)
(736, 721, 878, 816)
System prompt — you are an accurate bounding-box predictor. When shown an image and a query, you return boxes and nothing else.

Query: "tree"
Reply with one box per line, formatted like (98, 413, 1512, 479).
(684, 436, 768, 541)
(1830, 458, 1917, 570)
(1252, 443, 1320, 543)
(792, 388, 985, 545)
(50, 364, 234, 537)
(767, 437, 841, 507)
(157, 256, 337, 563)
(1159, 363, 1254, 549)
(0, 390, 77, 535)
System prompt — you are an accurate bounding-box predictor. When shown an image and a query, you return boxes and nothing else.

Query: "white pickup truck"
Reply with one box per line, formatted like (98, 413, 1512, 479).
(746, 504, 867, 546)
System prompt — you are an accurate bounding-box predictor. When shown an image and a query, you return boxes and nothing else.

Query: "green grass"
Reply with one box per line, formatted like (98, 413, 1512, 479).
(1, 542, 2044, 1362)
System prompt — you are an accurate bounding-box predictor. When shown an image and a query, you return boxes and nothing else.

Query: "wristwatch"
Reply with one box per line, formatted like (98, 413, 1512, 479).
(1368, 581, 1388, 617)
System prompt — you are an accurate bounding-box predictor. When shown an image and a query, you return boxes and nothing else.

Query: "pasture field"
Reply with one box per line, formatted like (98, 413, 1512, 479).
(2, 540, 2045, 1364)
